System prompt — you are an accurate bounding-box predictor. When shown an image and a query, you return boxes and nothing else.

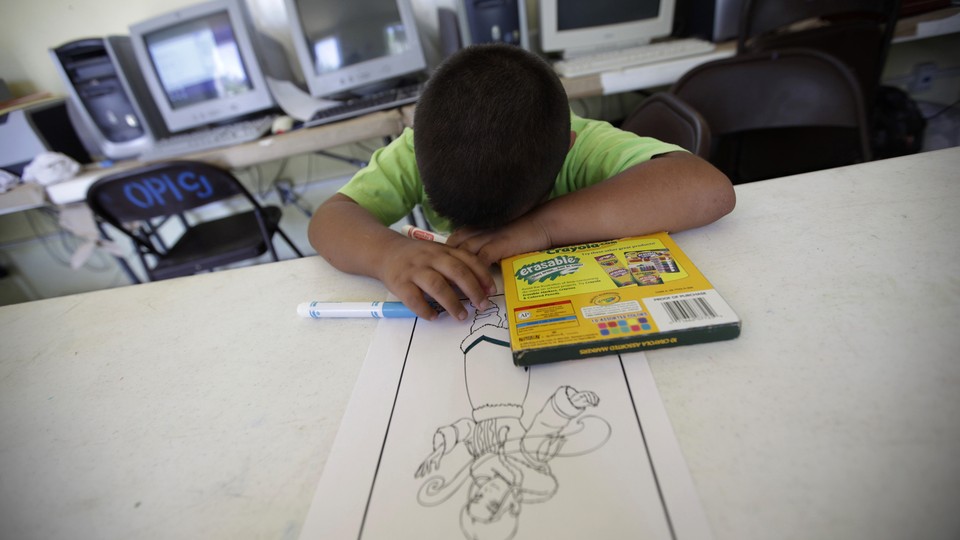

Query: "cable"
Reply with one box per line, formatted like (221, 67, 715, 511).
(274, 178, 313, 217)
(924, 98, 960, 120)
(24, 207, 73, 267)
(22, 207, 114, 272)
(306, 152, 315, 186)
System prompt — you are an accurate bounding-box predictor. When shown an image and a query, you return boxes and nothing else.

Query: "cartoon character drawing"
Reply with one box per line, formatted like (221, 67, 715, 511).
(414, 296, 611, 540)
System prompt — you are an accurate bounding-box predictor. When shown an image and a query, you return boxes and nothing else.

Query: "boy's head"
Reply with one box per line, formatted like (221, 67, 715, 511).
(414, 44, 571, 230)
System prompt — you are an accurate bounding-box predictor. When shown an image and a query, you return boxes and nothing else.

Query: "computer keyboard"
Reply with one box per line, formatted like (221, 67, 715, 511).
(305, 82, 425, 127)
(552, 38, 717, 78)
(137, 115, 276, 162)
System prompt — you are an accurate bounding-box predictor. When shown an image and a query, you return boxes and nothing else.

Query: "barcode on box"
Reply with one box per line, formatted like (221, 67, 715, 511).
(646, 290, 738, 331)
(661, 297, 718, 323)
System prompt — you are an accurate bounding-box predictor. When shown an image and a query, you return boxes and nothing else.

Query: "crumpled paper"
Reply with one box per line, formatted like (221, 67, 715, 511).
(22, 152, 80, 186)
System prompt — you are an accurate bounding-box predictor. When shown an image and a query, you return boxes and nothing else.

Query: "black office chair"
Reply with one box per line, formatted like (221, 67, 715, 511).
(87, 161, 303, 282)
(671, 48, 872, 184)
(620, 92, 712, 159)
(737, 0, 901, 107)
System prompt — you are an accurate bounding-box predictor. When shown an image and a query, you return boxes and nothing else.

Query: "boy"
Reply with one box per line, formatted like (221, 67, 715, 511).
(309, 44, 735, 321)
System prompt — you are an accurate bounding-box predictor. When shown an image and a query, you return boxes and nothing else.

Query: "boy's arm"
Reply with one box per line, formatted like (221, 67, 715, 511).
(308, 193, 496, 320)
(448, 152, 735, 266)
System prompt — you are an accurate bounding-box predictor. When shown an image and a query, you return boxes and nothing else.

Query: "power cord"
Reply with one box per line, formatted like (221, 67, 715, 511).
(274, 178, 313, 217)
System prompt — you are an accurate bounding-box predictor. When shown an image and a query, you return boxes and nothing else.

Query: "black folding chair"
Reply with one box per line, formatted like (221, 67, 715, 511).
(738, 0, 901, 107)
(620, 92, 712, 159)
(671, 48, 873, 184)
(86, 161, 303, 282)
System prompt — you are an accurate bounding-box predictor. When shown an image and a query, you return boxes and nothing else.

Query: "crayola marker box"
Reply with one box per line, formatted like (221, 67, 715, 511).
(501, 233, 741, 366)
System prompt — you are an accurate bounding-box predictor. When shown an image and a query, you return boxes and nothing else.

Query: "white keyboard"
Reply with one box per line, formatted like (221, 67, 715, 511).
(553, 38, 717, 78)
(138, 115, 276, 162)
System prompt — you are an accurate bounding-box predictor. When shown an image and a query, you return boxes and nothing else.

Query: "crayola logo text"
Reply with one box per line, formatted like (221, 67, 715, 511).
(515, 255, 582, 284)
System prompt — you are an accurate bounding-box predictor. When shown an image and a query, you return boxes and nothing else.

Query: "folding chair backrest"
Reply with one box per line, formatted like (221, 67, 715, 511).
(671, 49, 872, 183)
(738, 0, 900, 104)
(620, 92, 712, 159)
(87, 161, 249, 226)
(86, 160, 303, 282)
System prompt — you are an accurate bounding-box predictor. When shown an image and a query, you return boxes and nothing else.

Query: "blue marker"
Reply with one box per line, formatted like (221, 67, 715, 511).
(297, 301, 442, 319)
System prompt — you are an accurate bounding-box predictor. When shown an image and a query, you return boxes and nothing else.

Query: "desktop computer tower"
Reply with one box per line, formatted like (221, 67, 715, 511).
(50, 37, 164, 161)
(457, 0, 529, 49)
(673, 0, 744, 43)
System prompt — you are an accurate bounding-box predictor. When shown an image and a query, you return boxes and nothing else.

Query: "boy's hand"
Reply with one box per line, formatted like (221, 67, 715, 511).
(378, 235, 496, 321)
(448, 216, 552, 267)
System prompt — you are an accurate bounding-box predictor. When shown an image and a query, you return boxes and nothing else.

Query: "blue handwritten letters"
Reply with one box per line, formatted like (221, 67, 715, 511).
(123, 171, 214, 208)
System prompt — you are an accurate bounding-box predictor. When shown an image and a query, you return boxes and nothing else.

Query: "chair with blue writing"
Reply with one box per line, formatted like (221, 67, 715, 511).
(86, 160, 303, 282)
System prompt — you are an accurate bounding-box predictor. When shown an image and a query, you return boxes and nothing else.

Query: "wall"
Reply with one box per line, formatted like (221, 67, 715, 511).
(1, 0, 200, 96)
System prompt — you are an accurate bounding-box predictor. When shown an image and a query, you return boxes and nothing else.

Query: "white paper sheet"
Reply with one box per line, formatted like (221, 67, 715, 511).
(265, 77, 339, 122)
(301, 294, 712, 540)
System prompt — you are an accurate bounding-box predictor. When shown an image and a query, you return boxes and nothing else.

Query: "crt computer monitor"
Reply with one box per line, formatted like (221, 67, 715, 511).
(284, 0, 427, 99)
(128, 0, 275, 134)
(539, 0, 676, 58)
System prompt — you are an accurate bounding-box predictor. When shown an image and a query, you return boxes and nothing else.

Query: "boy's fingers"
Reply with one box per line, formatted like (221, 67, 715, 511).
(446, 226, 484, 248)
(385, 243, 495, 321)
(393, 286, 440, 320)
(448, 250, 497, 296)
(439, 253, 495, 310)
(393, 281, 461, 321)
(451, 232, 490, 255)
(412, 273, 468, 321)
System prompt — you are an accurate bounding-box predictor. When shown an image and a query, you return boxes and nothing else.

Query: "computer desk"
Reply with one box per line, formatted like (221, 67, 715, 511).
(560, 41, 737, 99)
(559, 7, 960, 99)
(1, 146, 957, 539)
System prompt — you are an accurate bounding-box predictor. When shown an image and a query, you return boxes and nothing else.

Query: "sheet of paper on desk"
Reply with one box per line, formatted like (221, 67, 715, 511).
(265, 77, 339, 122)
(300, 294, 712, 540)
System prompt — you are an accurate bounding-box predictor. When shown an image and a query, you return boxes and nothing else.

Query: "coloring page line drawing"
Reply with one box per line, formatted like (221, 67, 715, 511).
(300, 294, 713, 540)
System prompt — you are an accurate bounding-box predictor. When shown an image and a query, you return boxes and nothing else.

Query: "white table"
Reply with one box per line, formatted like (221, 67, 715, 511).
(653, 147, 960, 539)
(1, 147, 958, 539)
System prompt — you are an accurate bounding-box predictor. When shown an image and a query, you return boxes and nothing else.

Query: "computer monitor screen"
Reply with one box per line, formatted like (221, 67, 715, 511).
(285, 0, 427, 98)
(540, 0, 675, 58)
(145, 12, 252, 109)
(130, 0, 275, 133)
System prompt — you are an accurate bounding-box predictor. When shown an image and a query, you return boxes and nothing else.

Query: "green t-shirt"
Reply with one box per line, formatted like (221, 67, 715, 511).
(338, 112, 685, 233)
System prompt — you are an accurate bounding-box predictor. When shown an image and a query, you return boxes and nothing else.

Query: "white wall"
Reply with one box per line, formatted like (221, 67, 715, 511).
(1, 0, 201, 96)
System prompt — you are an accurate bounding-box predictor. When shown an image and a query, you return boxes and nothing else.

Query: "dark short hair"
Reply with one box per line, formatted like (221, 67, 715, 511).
(414, 44, 570, 229)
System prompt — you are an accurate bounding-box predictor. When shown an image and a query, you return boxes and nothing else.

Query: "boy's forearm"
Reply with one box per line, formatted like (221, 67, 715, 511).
(449, 153, 735, 267)
(534, 152, 735, 245)
(308, 193, 398, 280)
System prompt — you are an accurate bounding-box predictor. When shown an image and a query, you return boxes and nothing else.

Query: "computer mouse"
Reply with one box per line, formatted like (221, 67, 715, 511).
(271, 115, 295, 134)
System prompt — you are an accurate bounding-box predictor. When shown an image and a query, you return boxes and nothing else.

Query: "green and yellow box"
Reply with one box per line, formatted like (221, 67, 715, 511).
(502, 233, 741, 366)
